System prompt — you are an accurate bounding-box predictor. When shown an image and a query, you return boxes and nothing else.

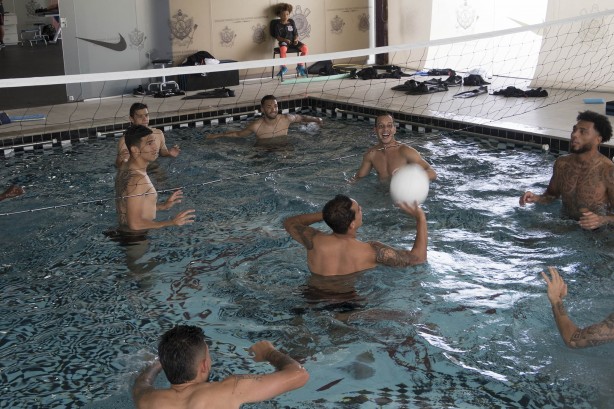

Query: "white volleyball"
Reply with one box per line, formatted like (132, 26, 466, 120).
(390, 164, 430, 204)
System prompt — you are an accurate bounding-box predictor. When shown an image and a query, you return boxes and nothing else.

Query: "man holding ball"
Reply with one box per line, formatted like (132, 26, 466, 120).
(283, 195, 427, 276)
(352, 113, 437, 183)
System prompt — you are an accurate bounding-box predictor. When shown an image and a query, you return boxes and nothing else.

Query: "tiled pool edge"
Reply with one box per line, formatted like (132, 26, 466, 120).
(1, 97, 613, 158)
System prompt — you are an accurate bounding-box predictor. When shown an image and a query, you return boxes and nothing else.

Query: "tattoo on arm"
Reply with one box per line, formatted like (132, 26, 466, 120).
(265, 349, 296, 371)
(369, 241, 419, 267)
(572, 313, 614, 347)
(293, 225, 318, 250)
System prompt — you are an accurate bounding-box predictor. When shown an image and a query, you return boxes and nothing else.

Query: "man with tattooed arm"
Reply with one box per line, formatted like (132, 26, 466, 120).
(542, 267, 614, 348)
(520, 110, 614, 230)
(283, 194, 427, 276)
(132, 325, 308, 409)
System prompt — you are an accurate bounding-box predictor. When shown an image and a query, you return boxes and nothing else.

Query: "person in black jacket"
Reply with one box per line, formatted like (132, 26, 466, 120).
(270, 3, 308, 78)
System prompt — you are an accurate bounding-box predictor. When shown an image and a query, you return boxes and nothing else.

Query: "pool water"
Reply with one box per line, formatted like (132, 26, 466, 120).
(1, 117, 613, 408)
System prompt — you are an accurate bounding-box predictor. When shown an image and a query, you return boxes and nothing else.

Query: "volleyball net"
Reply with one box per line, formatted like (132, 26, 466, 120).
(1, 8, 613, 146)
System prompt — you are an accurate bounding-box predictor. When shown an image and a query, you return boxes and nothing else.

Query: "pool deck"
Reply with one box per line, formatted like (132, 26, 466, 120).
(2, 71, 614, 156)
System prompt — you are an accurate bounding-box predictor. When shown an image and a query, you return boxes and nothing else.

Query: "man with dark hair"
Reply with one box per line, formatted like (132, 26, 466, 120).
(542, 267, 614, 348)
(115, 125, 195, 231)
(207, 95, 322, 141)
(132, 325, 309, 409)
(520, 110, 614, 229)
(116, 102, 180, 167)
(352, 113, 437, 182)
(283, 195, 427, 276)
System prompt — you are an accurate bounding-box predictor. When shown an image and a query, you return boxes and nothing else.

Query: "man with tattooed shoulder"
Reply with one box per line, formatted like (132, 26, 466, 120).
(132, 325, 308, 409)
(520, 110, 614, 230)
(283, 194, 427, 276)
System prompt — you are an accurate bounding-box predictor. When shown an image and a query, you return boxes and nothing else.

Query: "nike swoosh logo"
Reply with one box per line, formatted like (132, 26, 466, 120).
(76, 34, 127, 51)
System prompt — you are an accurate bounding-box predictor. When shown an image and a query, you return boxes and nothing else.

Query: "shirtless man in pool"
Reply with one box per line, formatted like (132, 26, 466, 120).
(206, 95, 322, 141)
(352, 113, 437, 182)
(115, 125, 195, 231)
(284, 194, 427, 276)
(133, 325, 308, 409)
(519, 110, 614, 230)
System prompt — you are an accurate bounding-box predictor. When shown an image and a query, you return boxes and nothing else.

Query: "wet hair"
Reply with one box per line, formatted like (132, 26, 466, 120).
(158, 325, 208, 385)
(124, 125, 153, 153)
(323, 194, 355, 234)
(375, 112, 395, 126)
(577, 110, 612, 142)
(129, 102, 148, 119)
(261, 95, 277, 106)
(274, 3, 293, 16)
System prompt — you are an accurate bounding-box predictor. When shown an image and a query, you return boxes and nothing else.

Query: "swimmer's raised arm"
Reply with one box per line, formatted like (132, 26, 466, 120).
(368, 202, 427, 266)
(116, 136, 130, 167)
(542, 267, 614, 348)
(156, 129, 180, 158)
(283, 212, 323, 249)
(222, 341, 308, 407)
(132, 360, 163, 407)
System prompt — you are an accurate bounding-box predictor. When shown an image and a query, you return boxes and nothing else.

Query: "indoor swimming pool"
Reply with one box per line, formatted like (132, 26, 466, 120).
(0, 117, 612, 408)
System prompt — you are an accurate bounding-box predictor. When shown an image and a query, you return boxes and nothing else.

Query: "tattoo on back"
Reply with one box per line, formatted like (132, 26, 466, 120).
(294, 226, 317, 250)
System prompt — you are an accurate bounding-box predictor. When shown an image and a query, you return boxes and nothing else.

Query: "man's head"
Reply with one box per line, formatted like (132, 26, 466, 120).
(323, 195, 362, 234)
(158, 325, 211, 385)
(260, 95, 279, 120)
(129, 103, 150, 126)
(374, 113, 397, 145)
(571, 111, 613, 154)
(576, 110, 612, 142)
(125, 125, 157, 159)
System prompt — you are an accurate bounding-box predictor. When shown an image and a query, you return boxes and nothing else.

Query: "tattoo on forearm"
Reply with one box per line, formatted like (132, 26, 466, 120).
(265, 349, 296, 371)
(370, 242, 418, 267)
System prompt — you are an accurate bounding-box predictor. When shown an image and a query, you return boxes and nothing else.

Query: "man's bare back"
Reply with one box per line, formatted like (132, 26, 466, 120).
(284, 196, 427, 276)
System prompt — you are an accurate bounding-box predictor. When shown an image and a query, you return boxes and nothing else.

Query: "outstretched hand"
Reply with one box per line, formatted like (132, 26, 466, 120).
(172, 209, 196, 226)
(397, 201, 425, 220)
(162, 190, 184, 210)
(541, 266, 568, 304)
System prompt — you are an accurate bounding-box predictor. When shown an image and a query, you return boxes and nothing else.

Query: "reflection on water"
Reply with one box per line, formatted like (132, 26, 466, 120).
(0, 122, 612, 408)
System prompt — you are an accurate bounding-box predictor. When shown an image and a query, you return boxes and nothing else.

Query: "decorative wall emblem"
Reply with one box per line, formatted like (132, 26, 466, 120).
(291, 5, 311, 40)
(129, 28, 147, 51)
(169, 9, 199, 46)
(456, 0, 477, 30)
(358, 13, 369, 32)
(330, 15, 345, 35)
(252, 23, 267, 44)
(220, 26, 236, 47)
(76, 34, 127, 52)
(25, 0, 42, 17)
